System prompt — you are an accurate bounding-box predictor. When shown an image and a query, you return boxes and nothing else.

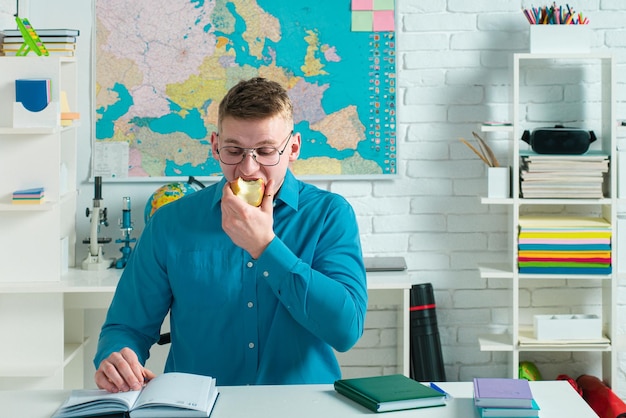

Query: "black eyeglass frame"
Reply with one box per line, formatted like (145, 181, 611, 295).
(215, 130, 294, 166)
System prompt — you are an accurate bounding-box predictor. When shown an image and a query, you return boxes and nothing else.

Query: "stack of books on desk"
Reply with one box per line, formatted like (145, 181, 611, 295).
(334, 374, 447, 412)
(473, 378, 540, 417)
(1, 28, 79, 56)
(12, 187, 45, 204)
(518, 215, 612, 275)
(519, 152, 609, 199)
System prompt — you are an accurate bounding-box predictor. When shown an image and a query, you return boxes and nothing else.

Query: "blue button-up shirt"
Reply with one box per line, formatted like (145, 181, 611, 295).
(94, 171, 367, 385)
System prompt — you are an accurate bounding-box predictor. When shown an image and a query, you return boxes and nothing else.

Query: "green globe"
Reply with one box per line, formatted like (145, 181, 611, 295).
(144, 180, 203, 223)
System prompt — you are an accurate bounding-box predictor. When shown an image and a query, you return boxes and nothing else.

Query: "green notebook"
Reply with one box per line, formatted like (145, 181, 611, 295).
(334, 374, 447, 413)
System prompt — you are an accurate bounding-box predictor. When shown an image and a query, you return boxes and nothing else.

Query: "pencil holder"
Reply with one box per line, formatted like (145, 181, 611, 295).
(487, 166, 510, 198)
(529, 25, 590, 54)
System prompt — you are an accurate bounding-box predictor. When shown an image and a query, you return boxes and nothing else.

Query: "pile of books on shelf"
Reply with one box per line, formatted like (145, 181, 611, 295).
(518, 215, 612, 275)
(473, 377, 540, 418)
(519, 151, 609, 199)
(12, 187, 45, 205)
(1, 28, 79, 56)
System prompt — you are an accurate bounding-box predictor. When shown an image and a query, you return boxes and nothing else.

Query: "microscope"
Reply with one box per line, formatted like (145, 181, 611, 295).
(82, 176, 113, 270)
(114, 196, 137, 269)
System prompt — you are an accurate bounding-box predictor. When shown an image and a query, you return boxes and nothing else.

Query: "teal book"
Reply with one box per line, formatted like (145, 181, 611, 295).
(478, 399, 540, 417)
(334, 374, 446, 413)
(518, 244, 610, 251)
(519, 267, 612, 275)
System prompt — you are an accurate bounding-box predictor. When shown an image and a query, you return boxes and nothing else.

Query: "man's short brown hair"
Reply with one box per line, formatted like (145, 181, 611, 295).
(218, 77, 293, 129)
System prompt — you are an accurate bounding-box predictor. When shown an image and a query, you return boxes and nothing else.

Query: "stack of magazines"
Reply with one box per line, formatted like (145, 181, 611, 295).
(520, 152, 609, 199)
(518, 215, 612, 275)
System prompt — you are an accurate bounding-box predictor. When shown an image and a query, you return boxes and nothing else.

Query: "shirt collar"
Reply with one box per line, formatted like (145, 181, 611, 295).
(277, 170, 298, 211)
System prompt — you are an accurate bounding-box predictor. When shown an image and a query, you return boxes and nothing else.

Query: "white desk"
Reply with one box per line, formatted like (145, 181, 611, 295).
(57, 269, 415, 375)
(0, 381, 598, 418)
(0, 267, 414, 389)
(366, 270, 413, 375)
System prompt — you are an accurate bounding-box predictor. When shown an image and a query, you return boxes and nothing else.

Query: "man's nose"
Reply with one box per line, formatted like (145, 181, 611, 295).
(239, 150, 260, 169)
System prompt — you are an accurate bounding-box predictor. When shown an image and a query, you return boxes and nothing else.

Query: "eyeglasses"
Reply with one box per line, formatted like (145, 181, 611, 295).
(216, 131, 293, 166)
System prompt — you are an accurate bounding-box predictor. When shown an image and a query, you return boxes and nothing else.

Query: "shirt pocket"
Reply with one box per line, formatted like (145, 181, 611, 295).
(168, 248, 244, 313)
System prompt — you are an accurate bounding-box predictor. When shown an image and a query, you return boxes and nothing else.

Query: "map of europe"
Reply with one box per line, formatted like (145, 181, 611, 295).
(94, 0, 396, 179)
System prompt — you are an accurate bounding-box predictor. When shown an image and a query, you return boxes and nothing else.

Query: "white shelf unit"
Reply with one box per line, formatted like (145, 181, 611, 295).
(478, 53, 617, 386)
(0, 56, 78, 281)
(0, 56, 80, 389)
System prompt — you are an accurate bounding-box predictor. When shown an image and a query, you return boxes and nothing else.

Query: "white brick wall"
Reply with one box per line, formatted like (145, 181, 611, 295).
(337, 0, 626, 399)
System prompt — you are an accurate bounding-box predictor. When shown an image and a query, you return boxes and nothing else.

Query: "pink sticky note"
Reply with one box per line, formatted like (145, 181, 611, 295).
(352, 0, 373, 11)
(373, 10, 395, 31)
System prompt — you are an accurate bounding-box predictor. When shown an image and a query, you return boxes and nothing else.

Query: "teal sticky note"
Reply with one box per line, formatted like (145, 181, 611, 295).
(352, 11, 373, 31)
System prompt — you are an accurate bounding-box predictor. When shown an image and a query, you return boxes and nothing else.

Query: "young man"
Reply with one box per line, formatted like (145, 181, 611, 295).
(94, 77, 368, 392)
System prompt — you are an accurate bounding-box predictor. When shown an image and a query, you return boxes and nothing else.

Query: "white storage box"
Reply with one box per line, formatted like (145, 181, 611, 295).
(13, 101, 60, 128)
(534, 314, 601, 340)
(529, 25, 590, 54)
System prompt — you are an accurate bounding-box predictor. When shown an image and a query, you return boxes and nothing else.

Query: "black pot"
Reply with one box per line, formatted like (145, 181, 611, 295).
(521, 125, 596, 154)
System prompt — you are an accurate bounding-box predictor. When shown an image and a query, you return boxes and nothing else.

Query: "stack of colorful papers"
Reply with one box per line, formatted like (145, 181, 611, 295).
(12, 187, 45, 204)
(518, 215, 611, 274)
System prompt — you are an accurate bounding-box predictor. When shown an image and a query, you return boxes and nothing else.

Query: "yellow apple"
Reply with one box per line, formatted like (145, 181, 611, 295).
(230, 178, 265, 206)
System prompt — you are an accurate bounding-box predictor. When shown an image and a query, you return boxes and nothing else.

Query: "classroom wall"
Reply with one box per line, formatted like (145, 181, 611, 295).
(4, 0, 626, 396)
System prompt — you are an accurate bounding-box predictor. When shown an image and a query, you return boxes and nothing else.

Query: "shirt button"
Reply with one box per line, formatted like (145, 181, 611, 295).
(247, 261, 254, 268)
(247, 301, 254, 308)
(249, 342, 255, 349)
(263, 271, 269, 277)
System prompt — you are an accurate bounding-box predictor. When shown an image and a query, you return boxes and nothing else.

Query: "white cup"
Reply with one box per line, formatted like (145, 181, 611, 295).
(488, 166, 510, 198)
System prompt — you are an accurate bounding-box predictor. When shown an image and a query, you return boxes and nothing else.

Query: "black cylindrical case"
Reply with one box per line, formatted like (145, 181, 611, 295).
(409, 283, 446, 382)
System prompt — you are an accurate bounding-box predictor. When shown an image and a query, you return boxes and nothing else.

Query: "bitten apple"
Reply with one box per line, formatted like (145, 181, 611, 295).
(230, 178, 265, 206)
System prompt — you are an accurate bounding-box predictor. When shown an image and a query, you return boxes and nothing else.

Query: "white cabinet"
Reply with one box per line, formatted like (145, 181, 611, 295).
(0, 56, 80, 389)
(478, 53, 617, 386)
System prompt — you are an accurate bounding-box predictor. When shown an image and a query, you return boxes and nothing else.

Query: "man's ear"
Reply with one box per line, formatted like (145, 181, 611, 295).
(288, 132, 301, 162)
(210, 132, 219, 160)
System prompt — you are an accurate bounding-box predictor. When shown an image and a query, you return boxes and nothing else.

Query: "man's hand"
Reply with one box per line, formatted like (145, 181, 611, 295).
(222, 179, 276, 259)
(95, 347, 156, 393)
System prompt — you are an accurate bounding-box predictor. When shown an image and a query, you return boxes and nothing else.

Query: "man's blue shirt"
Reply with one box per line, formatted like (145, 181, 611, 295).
(94, 171, 367, 385)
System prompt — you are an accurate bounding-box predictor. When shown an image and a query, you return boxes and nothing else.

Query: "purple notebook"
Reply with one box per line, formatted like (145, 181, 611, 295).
(473, 378, 534, 409)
